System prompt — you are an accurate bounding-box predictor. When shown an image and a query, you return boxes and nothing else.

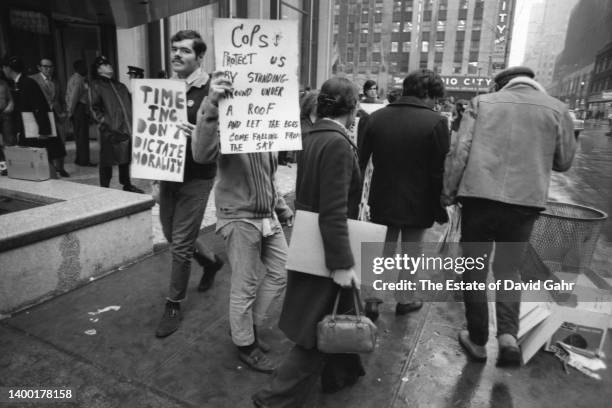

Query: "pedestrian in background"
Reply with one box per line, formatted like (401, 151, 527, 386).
(361, 79, 383, 104)
(31, 57, 69, 177)
(253, 77, 365, 408)
(66, 60, 95, 167)
(0, 71, 14, 175)
(442, 66, 576, 366)
(89, 55, 143, 193)
(1, 55, 64, 178)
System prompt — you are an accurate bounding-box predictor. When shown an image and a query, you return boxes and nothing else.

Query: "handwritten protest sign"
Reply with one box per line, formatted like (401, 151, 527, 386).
(214, 18, 302, 154)
(130, 79, 187, 182)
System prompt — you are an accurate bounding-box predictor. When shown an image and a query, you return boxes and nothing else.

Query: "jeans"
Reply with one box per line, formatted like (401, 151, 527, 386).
(99, 163, 130, 187)
(160, 178, 214, 301)
(460, 198, 539, 346)
(383, 226, 426, 304)
(218, 220, 287, 346)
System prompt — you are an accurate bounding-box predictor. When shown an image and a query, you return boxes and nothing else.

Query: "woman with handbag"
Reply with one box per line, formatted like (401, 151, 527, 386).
(253, 77, 365, 407)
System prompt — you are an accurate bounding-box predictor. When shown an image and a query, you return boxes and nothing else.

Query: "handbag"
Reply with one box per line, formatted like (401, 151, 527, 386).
(317, 284, 377, 354)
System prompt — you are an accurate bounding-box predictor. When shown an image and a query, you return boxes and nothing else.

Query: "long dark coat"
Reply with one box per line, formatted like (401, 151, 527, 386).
(279, 119, 362, 348)
(89, 77, 132, 166)
(359, 95, 450, 228)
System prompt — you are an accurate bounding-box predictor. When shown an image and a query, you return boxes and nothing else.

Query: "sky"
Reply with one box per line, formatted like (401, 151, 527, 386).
(508, 0, 531, 66)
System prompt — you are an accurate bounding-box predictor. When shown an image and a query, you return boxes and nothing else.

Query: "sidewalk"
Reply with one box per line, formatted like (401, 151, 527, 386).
(2, 221, 610, 407)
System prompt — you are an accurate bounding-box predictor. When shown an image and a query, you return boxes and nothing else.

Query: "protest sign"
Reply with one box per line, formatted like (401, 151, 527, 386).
(130, 79, 188, 182)
(214, 18, 302, 154)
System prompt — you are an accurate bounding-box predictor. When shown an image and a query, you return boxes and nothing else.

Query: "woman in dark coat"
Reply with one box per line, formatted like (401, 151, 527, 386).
(253, 77, 364, 408)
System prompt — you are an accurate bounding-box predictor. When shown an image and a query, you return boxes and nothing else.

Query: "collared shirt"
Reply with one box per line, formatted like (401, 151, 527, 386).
(174, 67, 210, 92)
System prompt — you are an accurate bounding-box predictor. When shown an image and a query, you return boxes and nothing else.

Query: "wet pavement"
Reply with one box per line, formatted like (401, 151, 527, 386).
(1, 126, 611, 407)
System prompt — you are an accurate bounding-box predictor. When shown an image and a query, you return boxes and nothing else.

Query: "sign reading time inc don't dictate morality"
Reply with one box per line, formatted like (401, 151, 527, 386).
(214, 18, 302, 154)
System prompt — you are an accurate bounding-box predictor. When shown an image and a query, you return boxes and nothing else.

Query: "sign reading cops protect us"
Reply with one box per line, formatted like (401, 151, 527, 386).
(214, 18, 302, 154)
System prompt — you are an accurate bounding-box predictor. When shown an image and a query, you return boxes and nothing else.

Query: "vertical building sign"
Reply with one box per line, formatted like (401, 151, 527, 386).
(492, 0, 515, 70)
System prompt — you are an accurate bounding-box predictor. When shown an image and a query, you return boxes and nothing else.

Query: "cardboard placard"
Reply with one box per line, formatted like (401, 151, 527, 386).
(214, 18, 302, 154)
(130, 79, 188, 182)
(21, 112, 57, 138)
(286, 210, 387, 281)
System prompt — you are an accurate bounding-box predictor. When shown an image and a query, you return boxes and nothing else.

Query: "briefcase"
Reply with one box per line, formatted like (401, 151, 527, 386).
(5, 146, 53, 181)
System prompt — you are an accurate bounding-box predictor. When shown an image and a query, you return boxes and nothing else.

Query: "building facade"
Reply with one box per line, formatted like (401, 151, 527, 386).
(548, 0, 612, 114)
(0, 0, 328, 96)
(331, 0, 515, 97)
(521, 0, 578, 89)
(589, 41, 612, 119)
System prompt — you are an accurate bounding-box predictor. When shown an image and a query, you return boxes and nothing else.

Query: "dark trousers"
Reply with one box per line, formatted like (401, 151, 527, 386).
(99, 163, 130, 187)
(159, 178, 215, 301)
(383, 226, 426, 304)
(72, 103, 91, 165)
(253, 345, 364, 408)
(460, 198, 539, 346)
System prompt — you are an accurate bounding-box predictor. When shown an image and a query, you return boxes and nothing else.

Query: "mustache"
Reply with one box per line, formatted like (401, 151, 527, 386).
(172, 57, 183, 63)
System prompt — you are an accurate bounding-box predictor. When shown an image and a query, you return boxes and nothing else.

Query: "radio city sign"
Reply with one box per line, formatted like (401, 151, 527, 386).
(441, 76, 493, 91)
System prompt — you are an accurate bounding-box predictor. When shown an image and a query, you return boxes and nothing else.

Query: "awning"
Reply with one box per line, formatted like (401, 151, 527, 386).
(3, 0, 218, 28)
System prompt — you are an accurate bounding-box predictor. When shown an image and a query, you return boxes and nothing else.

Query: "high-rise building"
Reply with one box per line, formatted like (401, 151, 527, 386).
(521, 0, 579, 89)
(331, 0, 515, 98)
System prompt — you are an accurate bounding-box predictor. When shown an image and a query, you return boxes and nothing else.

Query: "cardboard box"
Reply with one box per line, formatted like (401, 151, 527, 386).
(519, 274, 612, 364)
(5, 146, 52, 181)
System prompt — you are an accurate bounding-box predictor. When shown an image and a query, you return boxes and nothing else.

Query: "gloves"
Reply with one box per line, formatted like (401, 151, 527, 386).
(332, 268, 360, 288)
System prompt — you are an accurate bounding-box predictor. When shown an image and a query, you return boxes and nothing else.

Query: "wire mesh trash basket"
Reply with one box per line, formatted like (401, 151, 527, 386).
(523, 201, 608, 278)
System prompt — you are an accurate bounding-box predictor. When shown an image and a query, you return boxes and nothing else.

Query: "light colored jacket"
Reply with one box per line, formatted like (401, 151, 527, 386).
(443, 77, 576, 209)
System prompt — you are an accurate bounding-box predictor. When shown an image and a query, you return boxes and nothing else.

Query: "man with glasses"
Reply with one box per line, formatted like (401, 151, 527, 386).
(31, 57, 69, 176)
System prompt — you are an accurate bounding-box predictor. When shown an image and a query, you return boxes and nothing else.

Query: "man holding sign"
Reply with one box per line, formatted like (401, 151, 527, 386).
(191, 18, 299, 374)
(154, 30, 224, 338)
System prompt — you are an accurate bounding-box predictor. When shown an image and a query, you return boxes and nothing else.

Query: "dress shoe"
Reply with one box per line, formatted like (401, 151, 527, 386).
(395, 300, 423, 315)
(123, 184, 145, 194)
(365, 297, 383, 322)
(196, 255, 224, 292)
(58, 169, 70, 177)
(458, 330, 487, 362)
(155, 301, 182, 338)
(238, 347, 276, 374)
(497, 333, 521, 367)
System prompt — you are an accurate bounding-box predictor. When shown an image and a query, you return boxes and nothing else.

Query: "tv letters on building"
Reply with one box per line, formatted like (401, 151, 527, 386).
(131, 79, 188, 182)
(214, 18, 302, 154)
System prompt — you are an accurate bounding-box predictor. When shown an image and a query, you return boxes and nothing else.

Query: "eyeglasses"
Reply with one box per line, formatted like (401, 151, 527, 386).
(41, 65, 54, 68)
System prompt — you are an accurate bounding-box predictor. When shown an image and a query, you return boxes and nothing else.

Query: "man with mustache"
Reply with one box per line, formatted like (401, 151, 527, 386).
(154, 30, 225, 338)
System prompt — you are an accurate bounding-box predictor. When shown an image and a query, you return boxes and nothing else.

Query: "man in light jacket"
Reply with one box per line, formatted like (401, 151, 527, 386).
(442, 66, 576, 366)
